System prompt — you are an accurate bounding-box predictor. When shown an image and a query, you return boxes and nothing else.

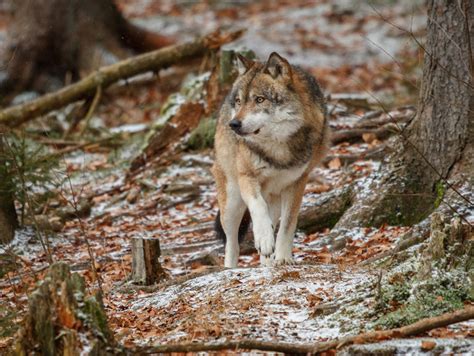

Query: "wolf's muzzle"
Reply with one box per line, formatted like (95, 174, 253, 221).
(229, 119, 242, 133)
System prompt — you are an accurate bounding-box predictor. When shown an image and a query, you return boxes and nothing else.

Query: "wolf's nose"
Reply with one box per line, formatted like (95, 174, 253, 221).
(229, 119, 242, 131)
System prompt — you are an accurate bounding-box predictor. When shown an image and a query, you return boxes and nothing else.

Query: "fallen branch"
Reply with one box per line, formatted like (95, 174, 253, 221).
(40, 135, 120, 160)
(0, 30, 244, 128)
(330, 107, 415, 145)
(323, 144, 387, 166)
(354, 106, 414, 129)
(331, 123, 400, 145)
(131, 306, 474, 355)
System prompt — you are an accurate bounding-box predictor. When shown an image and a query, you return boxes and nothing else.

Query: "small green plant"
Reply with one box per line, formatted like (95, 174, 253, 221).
(0, 133, 60, 222)
(186, 117, 217, 150)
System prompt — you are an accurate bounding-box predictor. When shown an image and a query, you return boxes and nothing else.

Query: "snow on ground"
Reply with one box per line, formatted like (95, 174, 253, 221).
(1, 1, 472, 353)
(128, 265, 376, 345)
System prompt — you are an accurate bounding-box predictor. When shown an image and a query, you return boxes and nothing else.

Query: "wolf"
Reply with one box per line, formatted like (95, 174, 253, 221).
(212, 52, 329, 267)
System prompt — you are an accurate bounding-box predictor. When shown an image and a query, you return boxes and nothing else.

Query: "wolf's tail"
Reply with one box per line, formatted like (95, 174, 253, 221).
(215, 209, 251, 244)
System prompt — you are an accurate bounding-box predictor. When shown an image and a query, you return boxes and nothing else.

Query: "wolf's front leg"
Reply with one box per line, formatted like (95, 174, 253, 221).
(221, 182, 247, 268)
(274, 176, 307, 265)
(239, 176, 275, 257)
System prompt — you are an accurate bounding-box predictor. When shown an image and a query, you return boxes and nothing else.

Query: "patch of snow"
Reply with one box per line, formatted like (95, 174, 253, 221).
(109, 123, 149, 134)
(130, 265, 376, 344)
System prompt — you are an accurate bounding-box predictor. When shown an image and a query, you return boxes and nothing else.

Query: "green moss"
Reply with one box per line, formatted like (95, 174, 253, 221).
(434, 181, 445, 209)
(377, 290, 465, 328)
(0, 253, 17, 278)
(0, 305, 18, 338)
(376, 273, 471, 329)
(84, 295, 111, 340)
(186, 117, 217, 150)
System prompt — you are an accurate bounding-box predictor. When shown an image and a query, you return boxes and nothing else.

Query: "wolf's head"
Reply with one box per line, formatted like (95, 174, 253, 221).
(227, 52, 306, 143)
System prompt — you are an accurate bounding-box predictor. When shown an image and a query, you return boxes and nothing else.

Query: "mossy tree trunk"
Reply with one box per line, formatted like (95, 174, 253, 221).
(0, 136, 17, 244)
(15, 262, 119, 355)
(334, 0, 473, 231)
(0, 0, 173, 98)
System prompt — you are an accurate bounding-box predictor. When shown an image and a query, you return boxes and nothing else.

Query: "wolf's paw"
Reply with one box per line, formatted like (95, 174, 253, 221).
(254, 224, 275, 257)
(260, 254, 274, 267)
(273, 256, 295, 267)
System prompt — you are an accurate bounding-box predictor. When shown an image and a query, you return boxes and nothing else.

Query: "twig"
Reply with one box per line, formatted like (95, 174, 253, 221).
(130, 306, 474, 355)
(41, 135, 119, 160)
(78, 85, 102, 135)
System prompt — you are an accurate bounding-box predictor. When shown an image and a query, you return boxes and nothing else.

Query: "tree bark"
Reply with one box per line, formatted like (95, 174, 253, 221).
(334, 0, 474, 230)
(0, 0, 174, 97)
(0, 136, 17, 244)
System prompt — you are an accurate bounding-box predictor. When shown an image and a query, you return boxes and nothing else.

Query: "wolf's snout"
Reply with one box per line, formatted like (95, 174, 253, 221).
(229, 119, 242, 132)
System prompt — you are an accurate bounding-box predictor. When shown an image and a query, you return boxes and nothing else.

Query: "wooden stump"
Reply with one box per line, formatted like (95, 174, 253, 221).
(14, 262, 117, 355)
(131, 237, 165, 285)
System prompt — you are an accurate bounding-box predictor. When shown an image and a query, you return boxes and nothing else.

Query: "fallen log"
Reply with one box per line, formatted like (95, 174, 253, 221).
(0, 30, 244, 128)
(131, 306, 474, 355)
(297, 185, 354, 233)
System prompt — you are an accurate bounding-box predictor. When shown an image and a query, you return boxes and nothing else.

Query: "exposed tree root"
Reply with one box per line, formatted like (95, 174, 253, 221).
(130, 306, 474, 355)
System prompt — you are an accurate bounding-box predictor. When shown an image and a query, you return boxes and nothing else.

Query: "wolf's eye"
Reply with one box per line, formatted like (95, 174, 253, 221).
(235, 98, 241, 106)
(255, 96, 265, 104)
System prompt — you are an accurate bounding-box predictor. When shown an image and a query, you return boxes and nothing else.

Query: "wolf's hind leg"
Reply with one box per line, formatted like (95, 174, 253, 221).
(221, 182, 246, 268)
(274, 176, 307, 265)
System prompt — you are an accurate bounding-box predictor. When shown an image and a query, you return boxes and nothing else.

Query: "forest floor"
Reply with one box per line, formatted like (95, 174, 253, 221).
(0, 0, 473, 354)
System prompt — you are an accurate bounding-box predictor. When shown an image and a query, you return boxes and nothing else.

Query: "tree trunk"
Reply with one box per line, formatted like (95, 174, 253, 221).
(333, 0, 474, 231)
(0, 136, 17, 244)
(0, 0, 173, 97)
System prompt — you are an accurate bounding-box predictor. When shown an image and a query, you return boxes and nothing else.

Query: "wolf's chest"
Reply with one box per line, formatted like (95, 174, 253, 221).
(257, 163, 308, 194)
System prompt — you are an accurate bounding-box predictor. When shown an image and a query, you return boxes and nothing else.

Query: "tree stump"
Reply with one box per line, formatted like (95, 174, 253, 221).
(14, 262, 118, 355)
(131, 237, 165, 285)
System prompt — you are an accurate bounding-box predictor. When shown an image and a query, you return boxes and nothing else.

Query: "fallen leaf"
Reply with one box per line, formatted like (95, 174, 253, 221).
(421, 340, 436, 350)
(328, 157, 342, 169)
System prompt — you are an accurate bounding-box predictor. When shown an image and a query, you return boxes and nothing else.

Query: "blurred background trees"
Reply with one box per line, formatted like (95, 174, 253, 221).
(0, 0, 173, 100)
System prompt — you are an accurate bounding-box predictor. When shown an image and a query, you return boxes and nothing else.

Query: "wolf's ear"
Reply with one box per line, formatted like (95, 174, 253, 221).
(235, 54, 254, 75)
(263, 52, 292, 81)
